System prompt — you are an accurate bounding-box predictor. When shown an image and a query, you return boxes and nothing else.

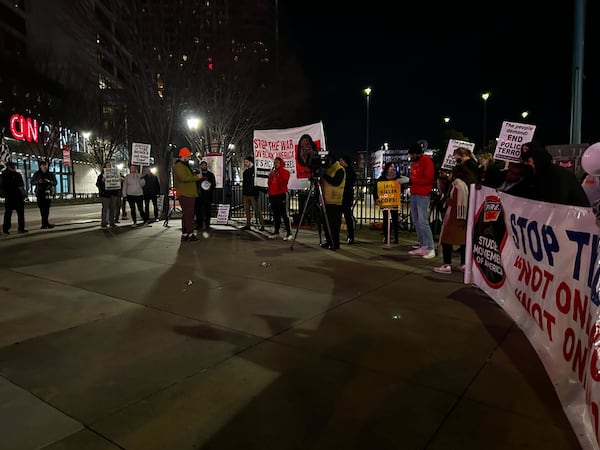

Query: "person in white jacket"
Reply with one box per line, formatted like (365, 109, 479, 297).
(122, 164, 150, 226)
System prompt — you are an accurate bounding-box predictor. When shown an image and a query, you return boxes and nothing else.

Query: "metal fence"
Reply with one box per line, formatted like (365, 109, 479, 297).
(217, 179, 444, 236)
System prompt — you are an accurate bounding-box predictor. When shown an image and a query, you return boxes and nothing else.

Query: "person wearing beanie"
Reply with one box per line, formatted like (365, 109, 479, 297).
(407, 142, 436, 259)
(173, 147, 202, 242)
(241, 155, 265, 231)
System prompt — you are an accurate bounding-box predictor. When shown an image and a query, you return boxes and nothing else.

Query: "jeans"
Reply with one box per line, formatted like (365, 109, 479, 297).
(410, 194, 434, 250)
(100, 195, 119, 226)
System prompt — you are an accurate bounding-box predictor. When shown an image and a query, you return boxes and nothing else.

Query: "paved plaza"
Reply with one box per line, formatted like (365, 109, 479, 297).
(0, 203, 582, 449)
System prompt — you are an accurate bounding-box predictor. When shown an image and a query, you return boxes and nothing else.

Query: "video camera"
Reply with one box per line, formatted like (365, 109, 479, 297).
(301, 148, 329, 178)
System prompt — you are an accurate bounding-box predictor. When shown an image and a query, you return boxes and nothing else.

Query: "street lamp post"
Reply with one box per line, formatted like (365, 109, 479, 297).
(186, 117, 203, 158)
(521, 110, 529, 120)
(363, 87, 372, 179)
(481, 92, 490, 150)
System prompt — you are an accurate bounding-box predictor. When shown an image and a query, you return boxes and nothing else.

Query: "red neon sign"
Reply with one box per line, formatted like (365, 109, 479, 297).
(9, 114, 39, 143)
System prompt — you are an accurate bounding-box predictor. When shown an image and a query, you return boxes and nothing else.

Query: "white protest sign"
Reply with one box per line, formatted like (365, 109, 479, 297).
(216, 204, 230, 224)
(204, 153, 223, 189)
(441, 139, 476, 170)
(131, 142, 151, 166)
(104, 167, 121, 190)
(493, 121, 536, 163)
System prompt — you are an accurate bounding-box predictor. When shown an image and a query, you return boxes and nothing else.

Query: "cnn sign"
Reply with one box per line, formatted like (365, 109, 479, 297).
(9, 114, 39, 143)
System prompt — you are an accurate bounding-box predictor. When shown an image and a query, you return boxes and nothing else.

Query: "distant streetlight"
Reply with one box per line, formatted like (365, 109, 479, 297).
(521, 110, 529, 120)
(363, 87, 372, 179)
(481, 92, 490, 149)
(443, 116, 451, 124)
(186, 116, 203, 155)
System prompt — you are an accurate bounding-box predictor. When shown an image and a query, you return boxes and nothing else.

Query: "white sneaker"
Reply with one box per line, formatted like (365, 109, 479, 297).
(409, 247, 430, 256)
(433, 264, 451, 274)
(282, 234, 292, 241)
(456, 264, 466, 272)
(422, 249, 436, 259)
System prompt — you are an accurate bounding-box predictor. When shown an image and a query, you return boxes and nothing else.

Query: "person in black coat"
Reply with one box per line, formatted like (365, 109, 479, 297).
(2, 161, 27, 234)
(241, 155, 265, 230)
(142, 166, 161, 221)
(339, 155, 356, 244)
(518, 141, 589, 207)
(195, 160, 217, 231)
(31, 160, 58, 229)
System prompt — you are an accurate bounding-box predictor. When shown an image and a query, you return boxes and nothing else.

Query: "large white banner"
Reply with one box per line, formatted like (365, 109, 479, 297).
(253, 122, 326, 190)
(466, 186, 600, 450)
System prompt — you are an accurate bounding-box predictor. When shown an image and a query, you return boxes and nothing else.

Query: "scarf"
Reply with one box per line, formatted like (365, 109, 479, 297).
(452, 178, 469, 220)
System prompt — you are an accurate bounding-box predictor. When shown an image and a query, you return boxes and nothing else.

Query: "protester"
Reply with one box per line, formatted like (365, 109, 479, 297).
(195, 160, 216, 231)
(122, 164, 150, 226)
(339, 154, 356, 244)
(518, 141, 589, 207)
(267, 157, 292, 240)
(373, 162, 408, 245)
(453, 146, 479, 180)
(241, 155, 265, 231)
(174, 147, 202, 242)
(2, 162, 27, 234)
(497, 163, 532, 196)
(96, 161, 120, 228)
(31, 160, 57, 229)
(433, 164, 477, 274)
(142, 166, 161, 221)
(477, 152, 505, 188)
(319, 154, 345, 250)
(407, 142, 436, 259)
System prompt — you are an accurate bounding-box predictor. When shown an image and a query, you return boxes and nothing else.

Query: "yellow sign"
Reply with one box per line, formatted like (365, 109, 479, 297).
(377, 180, 401, 209)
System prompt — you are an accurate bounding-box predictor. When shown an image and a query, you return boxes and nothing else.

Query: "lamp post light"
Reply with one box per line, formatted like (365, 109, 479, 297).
(186, 116, 202, 156)
(521, 110, 529, 120)
(363, 87, 372, 179)
(481, 92, 490, 150)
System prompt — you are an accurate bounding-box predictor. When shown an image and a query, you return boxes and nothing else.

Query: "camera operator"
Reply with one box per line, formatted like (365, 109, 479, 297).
(320, 154, 345, 250)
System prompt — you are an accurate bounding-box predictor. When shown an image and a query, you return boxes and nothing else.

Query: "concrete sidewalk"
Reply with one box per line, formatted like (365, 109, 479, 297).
(0, 207, 582, 450)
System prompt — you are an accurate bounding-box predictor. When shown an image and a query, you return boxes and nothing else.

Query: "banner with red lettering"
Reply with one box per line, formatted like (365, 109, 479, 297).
(466, 185, 600, 450)
(253, 122, 326, 190)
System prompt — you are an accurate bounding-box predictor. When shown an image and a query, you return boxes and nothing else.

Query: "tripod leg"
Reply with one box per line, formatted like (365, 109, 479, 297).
(316, 181, 335, 249)
(290, 182, 316, 250)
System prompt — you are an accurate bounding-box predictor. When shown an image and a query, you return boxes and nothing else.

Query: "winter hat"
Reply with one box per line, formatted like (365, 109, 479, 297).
(179, 147, 192, 157)
(245, 155, 254, 163)
(408, 142, 423, 154)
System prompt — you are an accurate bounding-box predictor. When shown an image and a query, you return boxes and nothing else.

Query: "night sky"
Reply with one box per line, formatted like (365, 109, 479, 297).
(280, 2, 600, 154)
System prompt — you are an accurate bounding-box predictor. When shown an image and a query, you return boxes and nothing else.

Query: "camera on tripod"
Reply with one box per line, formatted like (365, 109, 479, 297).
(304, 148, 328, 178)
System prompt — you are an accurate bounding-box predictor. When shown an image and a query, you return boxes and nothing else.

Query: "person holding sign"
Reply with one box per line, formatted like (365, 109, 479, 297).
(96, 161, 121, 228)
(373, 162, 408, 245)
(123, 164, 150, 226)
(433, 164, 477, 274)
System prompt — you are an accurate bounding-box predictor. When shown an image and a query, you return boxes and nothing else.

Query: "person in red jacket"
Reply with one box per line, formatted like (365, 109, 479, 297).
(407, 142, 436, 259)
(267, 157, 292, 240)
